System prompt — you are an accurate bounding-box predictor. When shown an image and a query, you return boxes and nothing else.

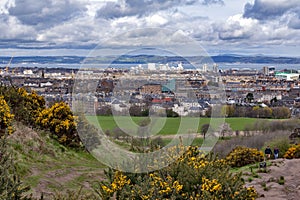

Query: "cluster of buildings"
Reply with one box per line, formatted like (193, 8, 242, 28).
(1, 63, 300, 117)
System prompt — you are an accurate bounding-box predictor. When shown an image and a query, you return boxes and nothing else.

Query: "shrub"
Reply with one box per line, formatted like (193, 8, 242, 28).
(96, 105, 112, 116)
(51, 187, 97, 200)
(94, 146, 258, 200)
(0, 96, 14, 135)
(277, 176, 285, 185)
(221, 105, 235, 117)
(17, 88, 45, 125)
(0, 86, 45, 126)
(129, 105, 149, 117)
(166, 109, 179, 118)
(271, 107, 291, 119)
(225, 146, 264, 167)
(36, 102, 80, 147)
(284, 144, 300, 159)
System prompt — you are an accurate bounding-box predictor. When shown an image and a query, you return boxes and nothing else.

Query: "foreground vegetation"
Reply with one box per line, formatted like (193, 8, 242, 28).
(1, 85, 300, 199)
(96, 146, 258, 200)
(3, 124, 105, 199)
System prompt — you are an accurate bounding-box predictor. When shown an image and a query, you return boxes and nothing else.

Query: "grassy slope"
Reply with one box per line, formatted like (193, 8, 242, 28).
(9, 123, 106, 198)
(87, 116, 262, 135)
(9, 117, 259, 197)
(9, 117, 293, 198)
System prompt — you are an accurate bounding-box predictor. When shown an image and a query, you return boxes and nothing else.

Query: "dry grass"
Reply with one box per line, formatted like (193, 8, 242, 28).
(213, 131, 290, 158)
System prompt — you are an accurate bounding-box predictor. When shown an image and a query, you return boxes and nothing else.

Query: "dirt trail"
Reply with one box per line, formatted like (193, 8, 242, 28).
(8, 124, 105, 199)
(246, 159, 300, 200)
(30, 165, 104, 199)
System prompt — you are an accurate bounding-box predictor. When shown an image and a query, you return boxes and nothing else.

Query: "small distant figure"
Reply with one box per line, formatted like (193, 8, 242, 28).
(265, 146, 272, 159)
(274, 147, 279, 159)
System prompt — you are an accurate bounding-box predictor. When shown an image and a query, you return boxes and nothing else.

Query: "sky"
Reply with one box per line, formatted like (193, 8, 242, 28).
(1, 0, 300, 57)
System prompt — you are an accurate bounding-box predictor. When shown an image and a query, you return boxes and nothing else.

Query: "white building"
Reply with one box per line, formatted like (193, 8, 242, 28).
(177, 62, 184, 71)
(275, 73, 300, 81)
(202, 64, 208, 72)
(148, 63, 156, 71)
(23, 70, 33, 75)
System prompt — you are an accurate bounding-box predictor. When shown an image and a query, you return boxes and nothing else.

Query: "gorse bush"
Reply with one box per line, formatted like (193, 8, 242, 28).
(225, 146, 264, 167)
(95, 146, 258, 200)
(284, 144, 300, 159)
(0, 96, 14, 135)
(36, 102, 80, 147)
(16, 88, 45, 126)
(0, 86, 45, 126)
(0, 86, 82, 147)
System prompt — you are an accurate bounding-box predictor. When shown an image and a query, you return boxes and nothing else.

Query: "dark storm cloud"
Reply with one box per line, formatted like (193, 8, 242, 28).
(96, 0, 223, 19)
(243, 0, 300, 20)
(8, 0, 86, 28)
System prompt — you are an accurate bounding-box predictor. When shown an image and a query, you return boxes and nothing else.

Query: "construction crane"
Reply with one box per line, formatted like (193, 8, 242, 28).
(5, 55, 14, 74)
(2, 54, 17, 89)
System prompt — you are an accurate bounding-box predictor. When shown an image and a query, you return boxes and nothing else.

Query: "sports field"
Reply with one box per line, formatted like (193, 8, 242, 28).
(86, 116, 261, 135)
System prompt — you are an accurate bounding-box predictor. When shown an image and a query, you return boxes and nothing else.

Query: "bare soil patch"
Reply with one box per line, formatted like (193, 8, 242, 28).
(246, 159, 300, 200)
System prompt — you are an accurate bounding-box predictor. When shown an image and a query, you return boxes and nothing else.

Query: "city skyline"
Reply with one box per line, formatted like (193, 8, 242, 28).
(1, 0, 300, 57)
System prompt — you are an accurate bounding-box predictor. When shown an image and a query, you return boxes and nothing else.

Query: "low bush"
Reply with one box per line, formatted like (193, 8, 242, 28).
(36, 102, 80, 147)
(225, 146, 264, 167)
(94, 146, 258, 200)
(284, 144, 300, 159)
(277, 176, 285, 185)
(0, 96, 14, 135)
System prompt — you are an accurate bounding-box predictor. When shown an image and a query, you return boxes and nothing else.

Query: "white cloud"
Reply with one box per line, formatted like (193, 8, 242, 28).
(243, 0, 300, 20)
(8, 0, 86, 28)
(0, 15, 36, 40)
(146, 14, 168, 26)
(217, 14, 259, 40)
(0, 0, 300, 56)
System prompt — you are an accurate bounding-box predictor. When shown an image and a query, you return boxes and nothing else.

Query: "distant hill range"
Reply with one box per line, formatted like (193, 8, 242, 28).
(0, 55, 300, 65)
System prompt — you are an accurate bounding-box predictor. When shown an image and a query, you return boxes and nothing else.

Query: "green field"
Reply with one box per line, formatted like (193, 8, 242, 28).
(86, 116, 261, 135)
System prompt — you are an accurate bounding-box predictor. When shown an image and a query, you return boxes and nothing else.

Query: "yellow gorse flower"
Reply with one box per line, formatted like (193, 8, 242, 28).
(201, 177, 222, 193)
(102, 171, 131, 194)
(0, 96, 14, 134)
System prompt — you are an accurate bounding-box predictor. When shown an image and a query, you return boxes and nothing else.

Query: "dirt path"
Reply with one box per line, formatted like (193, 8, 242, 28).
(30, 165, 104, 199)
(8, 124, 105, 199)
(246, 159, 300, 200)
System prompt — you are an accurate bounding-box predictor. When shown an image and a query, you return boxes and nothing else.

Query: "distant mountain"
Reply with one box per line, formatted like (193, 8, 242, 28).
(211, 55, 300, 64)
(0, 55, 300, 65)
(0, 56, 85, 65)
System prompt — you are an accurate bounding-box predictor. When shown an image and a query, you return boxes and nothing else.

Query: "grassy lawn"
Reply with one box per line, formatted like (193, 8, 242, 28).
(86, 116, 262, 135)
(225, 117, 259, 131)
